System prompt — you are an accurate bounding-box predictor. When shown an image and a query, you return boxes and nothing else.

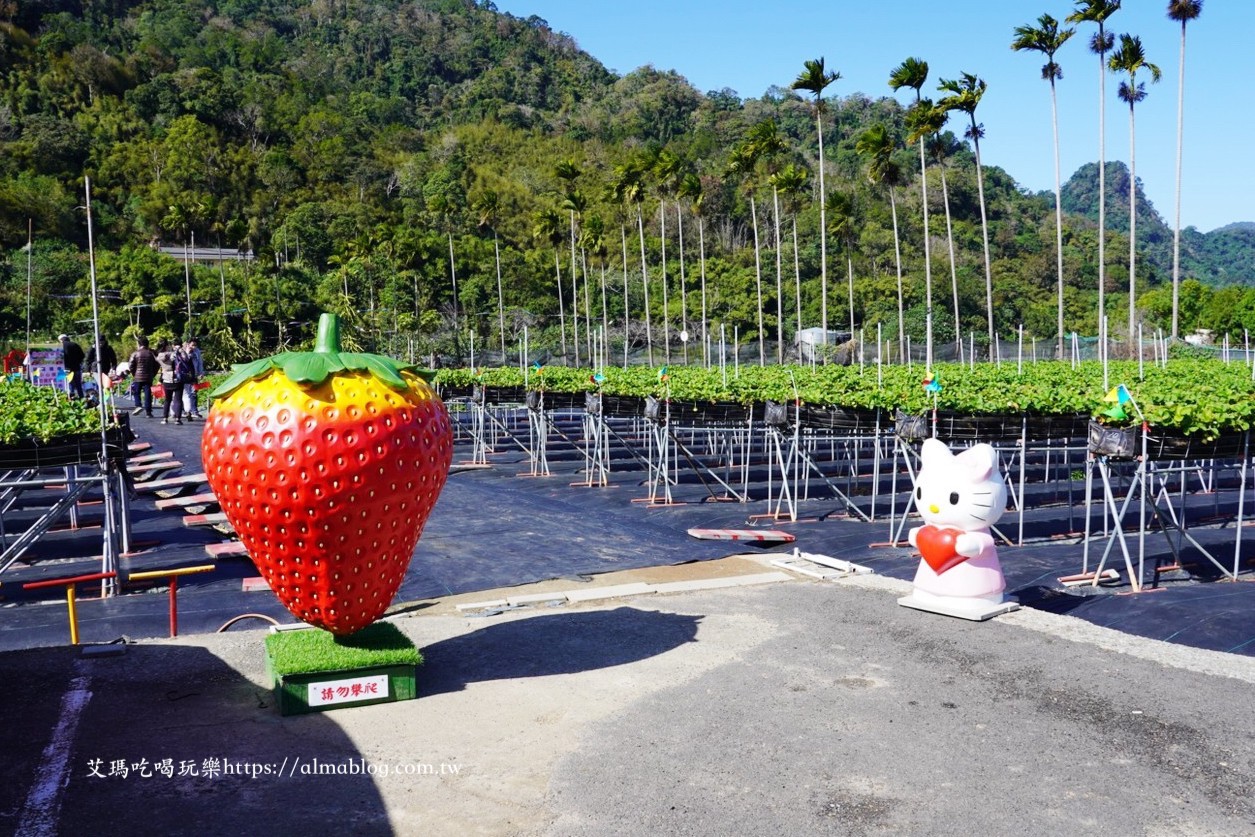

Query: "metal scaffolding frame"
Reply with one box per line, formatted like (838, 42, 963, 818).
(1082, 427, 1250, 592)
(0, 438, 131, 597)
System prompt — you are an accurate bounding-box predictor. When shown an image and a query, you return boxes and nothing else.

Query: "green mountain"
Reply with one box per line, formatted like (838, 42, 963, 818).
(0, 0, 1251, 359)
(1060, 162, 1255, 287)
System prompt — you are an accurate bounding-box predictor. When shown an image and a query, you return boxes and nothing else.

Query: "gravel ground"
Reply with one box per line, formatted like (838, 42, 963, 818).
(3, 571, 1253, 836)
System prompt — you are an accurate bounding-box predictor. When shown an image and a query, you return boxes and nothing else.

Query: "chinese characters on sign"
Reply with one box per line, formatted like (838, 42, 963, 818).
(307, 674, 389, 707)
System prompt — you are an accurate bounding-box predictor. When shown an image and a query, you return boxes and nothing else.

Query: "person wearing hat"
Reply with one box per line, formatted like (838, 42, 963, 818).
(59, 334, 85, 399)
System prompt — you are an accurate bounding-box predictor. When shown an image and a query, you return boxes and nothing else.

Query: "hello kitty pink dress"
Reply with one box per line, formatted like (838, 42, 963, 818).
(906, 438, 1009, 606)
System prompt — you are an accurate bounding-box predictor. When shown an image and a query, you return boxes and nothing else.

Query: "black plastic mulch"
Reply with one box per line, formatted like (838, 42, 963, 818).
(1, 407, 1253, 657)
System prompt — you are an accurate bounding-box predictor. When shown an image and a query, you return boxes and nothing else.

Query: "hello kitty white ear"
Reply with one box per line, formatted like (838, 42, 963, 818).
(955, 443, 997, 482)
(920, 437, 952, 470)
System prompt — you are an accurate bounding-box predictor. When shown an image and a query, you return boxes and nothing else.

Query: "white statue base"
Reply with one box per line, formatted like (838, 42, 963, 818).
(897, 589, 1020, 622)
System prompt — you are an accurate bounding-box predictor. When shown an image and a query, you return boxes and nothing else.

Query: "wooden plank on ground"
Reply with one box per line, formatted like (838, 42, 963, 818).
(183, 511, 235, 535)
(155, 491, 218, 511)
(127, 450, 175, 464)
(182, 512, 230, 528)
(134, 472, 208, 495)
(127, 460, 182, 479)
(686, 527, 796, 543)
(207, 541, 248, 558)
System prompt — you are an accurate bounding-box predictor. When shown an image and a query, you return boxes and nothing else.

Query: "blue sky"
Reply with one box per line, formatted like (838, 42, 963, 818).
(494, 1, 1245, 233)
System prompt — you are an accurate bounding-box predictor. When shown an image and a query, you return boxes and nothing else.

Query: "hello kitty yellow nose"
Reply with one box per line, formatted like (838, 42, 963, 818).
(928, 503, 939, 514)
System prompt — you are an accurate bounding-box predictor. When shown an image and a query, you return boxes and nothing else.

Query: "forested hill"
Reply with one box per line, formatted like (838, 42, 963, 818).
(1060, 163, 1255, 287)
(0, 0, 620, 244)
(0, 0, 1251, 361)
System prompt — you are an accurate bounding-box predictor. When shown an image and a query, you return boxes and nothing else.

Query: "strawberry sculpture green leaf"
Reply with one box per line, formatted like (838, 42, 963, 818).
(202, 313, 453, 635)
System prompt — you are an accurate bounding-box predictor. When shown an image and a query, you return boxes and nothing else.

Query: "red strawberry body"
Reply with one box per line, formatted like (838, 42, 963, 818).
(202, 315, 453, 634)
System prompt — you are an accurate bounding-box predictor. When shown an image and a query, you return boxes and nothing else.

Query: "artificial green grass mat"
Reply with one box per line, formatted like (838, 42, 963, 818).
(265, 622, 422, 676)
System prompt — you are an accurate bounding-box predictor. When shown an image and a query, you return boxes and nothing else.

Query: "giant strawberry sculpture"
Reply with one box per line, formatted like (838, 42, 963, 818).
(202, 313, 453, 635)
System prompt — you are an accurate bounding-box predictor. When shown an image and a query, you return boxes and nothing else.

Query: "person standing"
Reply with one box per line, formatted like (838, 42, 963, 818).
(85, 337, 118, 401)
(155, 339, 184, 425)
(85, 337, 118, 376)
(128, 336, 159, 418)
(181, 338, 204, 420)
(59, 334, 85, 398)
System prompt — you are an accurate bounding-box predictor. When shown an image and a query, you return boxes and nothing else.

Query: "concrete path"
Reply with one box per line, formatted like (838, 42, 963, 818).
(2, 566, 1252, 836)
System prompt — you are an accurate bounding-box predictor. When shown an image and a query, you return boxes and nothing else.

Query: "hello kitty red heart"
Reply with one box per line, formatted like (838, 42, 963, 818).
(915, 525, 967, 574)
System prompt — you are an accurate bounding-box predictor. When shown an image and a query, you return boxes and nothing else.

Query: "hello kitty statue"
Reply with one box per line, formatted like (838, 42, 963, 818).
(899, 438, 1020, 621)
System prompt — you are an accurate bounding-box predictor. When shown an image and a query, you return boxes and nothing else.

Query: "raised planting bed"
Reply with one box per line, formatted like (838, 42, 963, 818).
(265, 622, 422, 716)
(1087, 421, 1250, 462)
(0, 426, 131, 470)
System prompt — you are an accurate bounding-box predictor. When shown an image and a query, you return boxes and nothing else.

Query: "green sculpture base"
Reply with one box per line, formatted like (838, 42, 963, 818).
(264, 622, 422, 716)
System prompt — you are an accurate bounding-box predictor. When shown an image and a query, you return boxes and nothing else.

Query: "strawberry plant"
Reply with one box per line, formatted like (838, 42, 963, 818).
(435, 358, 1255, 441)
(0, 379, 105, 444)
(203, 313, 454, 635)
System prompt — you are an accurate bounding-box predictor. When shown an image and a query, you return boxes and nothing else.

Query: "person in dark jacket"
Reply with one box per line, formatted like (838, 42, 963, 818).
(85, 337, 118, 376)
(59, 334, 85, 399)
(128, 336, 159, 418)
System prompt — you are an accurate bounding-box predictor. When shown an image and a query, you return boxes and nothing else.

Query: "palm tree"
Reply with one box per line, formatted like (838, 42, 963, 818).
(939, 72, 995, 357)
(472, 189, 506, 359)
(856, 124, 907, 360)
(773, 162, 809, 350)
(906, 100, 950, 365)
(791, 57, 841, 340)
(532, 207, 568, 357)
(1109, 34, 1161, 344)
(1168, 0, 1203, 339)
(890, 57, 935, 368)
(727, 137, 766, 365)
(1068, 0, 1121, 346)
(928, 132, 964, 354)
(1013, 14, 1075, 358)
(610, 156, 653, 363)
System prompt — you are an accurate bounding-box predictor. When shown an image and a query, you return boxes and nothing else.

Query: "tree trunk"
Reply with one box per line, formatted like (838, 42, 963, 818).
(971, 129, 995, 358)
(817, 111, 829, 341)
(1128, 101, 1137, 346)
(554, 249, 567, 358)
(677, 204, 688, 363)
(659, 202, 670, 364)
(773, 185, 784, 363)
(918, 135, 933, 371)
(569, 210, 579, 366)
(1097, 37, 1107, 353)
(793, 214, 802, 352)
(1050, 79, 1065, 359)
(751, 195, 765, 366)
(1171, 19, 1189, 339)
(621, 225, 631, 367)
(637, 207, 653, 365)
(941, 167, 961, 357)
(699, 218, 708, 367)
(891, 187, 905, 361)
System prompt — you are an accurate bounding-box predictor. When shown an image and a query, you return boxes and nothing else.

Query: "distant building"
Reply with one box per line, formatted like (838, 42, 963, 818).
(795, 327, 852, 363)
(1184, 329, 1213, 347)
(155, 244, 254, 264)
